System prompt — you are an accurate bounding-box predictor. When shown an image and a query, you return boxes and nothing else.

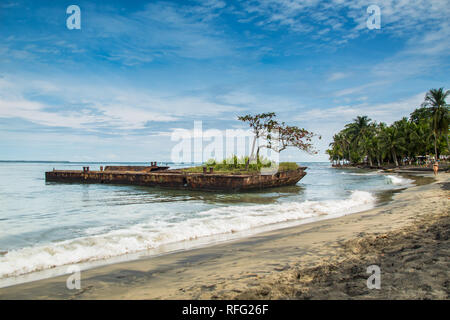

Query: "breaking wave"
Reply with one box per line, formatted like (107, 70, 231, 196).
(385, 175, 414, 186)
(340, 171, 383, 176)
(0, 191, 376, 279)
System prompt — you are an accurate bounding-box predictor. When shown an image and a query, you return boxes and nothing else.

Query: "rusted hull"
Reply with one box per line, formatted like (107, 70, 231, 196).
(45, 167, 307, 191)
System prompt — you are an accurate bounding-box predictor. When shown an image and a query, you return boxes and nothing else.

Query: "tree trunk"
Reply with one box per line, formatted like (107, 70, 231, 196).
(446, 134, 449, 154)
(392, 150, 399, 167)
(256, 146, 260, 164)
(246, 135, 258, 170)
(434, 131, 438, 161)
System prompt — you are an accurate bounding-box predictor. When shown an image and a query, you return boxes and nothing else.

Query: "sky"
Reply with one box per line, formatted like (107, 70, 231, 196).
(0, 0, 449, 162)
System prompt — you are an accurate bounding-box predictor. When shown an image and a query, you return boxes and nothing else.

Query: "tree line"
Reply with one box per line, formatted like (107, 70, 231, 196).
(327, 88, 449, 167)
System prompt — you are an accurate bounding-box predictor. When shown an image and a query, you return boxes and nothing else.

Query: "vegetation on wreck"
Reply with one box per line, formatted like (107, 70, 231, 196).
(183, 112, 316, 175)
(237, 112, 318, 169)
(182, 156, 299, 175)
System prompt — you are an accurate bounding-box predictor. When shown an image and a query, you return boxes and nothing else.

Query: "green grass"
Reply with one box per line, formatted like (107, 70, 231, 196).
(182, 161, 299, 175)
(278, 162, 300, 171)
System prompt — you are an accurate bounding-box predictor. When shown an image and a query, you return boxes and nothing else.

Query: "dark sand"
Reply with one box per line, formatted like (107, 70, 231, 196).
(0, 173, 448, 300)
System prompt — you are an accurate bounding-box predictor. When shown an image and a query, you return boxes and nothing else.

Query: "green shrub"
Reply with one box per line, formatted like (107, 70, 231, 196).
(181, 156, 299, 174)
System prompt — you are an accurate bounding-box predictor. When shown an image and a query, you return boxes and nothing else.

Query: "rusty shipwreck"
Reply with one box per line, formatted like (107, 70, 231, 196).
(45, 162, 307, 191)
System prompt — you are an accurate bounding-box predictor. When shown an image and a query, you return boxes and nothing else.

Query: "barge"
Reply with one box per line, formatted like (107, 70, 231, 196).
(45, 163, 307, 191)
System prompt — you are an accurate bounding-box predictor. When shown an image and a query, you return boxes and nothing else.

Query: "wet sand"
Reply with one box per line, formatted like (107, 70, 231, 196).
(0, 173, 448, 300)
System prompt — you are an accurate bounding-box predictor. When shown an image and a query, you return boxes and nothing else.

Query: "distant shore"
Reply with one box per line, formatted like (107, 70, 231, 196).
(332, 163, 449, 172)
(0, 172, 448, 300)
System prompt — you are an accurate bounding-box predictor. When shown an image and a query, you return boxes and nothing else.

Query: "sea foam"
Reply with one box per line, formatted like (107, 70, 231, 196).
(0, 191, 376, 280)
(386, 175, 414, 186)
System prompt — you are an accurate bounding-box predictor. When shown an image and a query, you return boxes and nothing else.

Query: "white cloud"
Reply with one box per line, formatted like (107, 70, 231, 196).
(298, 92, 425, 124)
(237, 0, 450, 45)
(0, 1, 237, 67)
(0, 98, 97, 129)
(216, 89, 304, 115)
(370, 22, 450, 79)
(334, 81, 388, 97)
(328, 72, 349, 81)
(87, 1, 236, 63)
(0, 75, 242, 131)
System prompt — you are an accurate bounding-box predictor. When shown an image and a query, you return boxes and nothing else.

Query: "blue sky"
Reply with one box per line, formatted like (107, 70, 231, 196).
(0, 0, 449, 162)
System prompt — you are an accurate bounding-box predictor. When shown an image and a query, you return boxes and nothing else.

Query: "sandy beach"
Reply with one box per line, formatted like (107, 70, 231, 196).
(0, 172, 448, 300)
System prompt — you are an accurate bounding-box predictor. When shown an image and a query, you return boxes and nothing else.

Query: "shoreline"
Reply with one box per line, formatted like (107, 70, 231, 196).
(0, 172, 448, 299)
(331, 163, 449, 172)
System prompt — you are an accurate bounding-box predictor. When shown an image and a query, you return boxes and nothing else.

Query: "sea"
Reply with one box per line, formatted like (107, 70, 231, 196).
(0, 161, 414, 287)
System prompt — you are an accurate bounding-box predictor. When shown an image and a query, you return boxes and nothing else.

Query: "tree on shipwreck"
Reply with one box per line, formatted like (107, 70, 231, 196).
(238, 113, 318, 169)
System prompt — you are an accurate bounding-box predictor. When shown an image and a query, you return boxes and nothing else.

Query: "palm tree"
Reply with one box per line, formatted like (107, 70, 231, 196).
(344, 116, 372, 140)
(393, 117, 412, 165)
(421, 88, 450, 160)
(328, 133, 347, 165)
(373, 122, 387, 166)
(380, 124, 406, 167)
(344, 116, 373, 164)
(358, 123, 377, 166)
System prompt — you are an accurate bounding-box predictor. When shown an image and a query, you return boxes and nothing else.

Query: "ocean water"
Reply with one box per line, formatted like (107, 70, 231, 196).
(0, 161, 414, 286)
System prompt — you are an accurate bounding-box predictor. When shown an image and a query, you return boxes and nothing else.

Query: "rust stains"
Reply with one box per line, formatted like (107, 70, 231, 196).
(45, 166, 307, 191)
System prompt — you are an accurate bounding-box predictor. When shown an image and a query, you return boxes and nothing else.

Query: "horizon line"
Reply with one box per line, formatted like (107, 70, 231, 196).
(0, 160, 329, 163)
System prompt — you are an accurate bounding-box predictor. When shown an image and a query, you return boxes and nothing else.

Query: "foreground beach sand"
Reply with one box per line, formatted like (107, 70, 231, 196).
(0, 172, 448, 299)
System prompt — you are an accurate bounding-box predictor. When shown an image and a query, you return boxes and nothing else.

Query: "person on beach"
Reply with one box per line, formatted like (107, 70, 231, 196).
(433, 161, 439, 175)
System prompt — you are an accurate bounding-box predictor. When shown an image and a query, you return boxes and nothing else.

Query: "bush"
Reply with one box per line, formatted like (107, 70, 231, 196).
(182, 156, 299, 174)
